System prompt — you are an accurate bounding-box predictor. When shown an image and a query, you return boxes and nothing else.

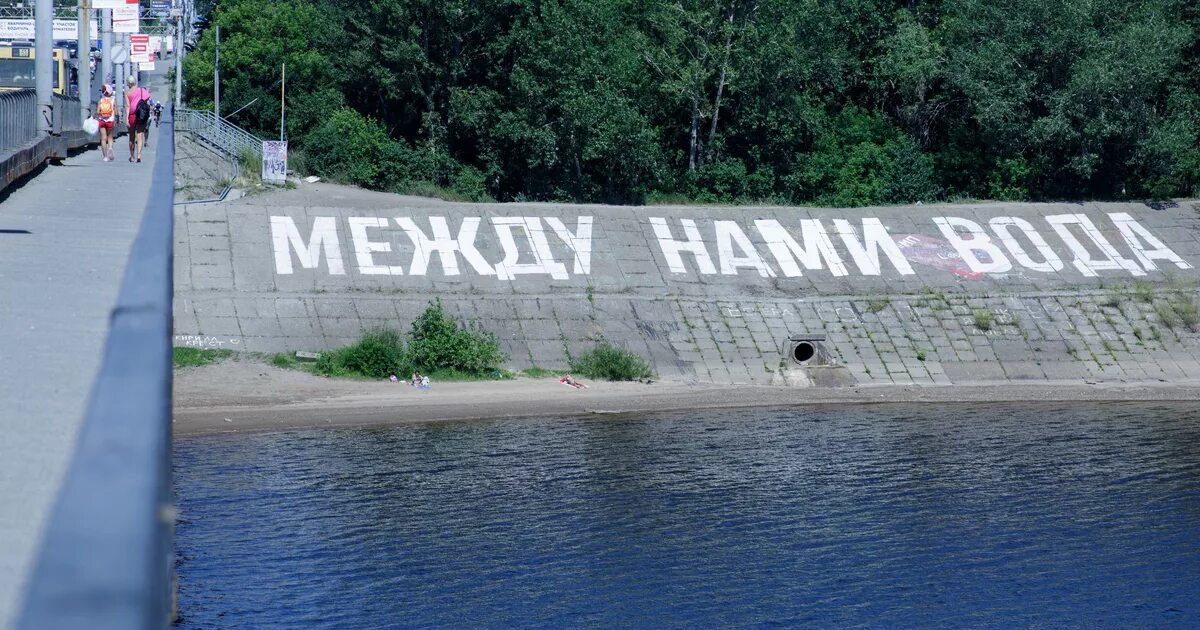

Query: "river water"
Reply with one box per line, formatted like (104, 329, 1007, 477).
(173, 403, 1200, 628)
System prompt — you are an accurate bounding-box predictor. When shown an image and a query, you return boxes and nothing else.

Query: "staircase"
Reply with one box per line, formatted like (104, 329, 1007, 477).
(175, 108, 262, 160)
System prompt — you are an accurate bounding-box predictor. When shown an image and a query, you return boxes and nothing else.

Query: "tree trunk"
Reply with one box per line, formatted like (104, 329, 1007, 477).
(688, 98, 700, 171)
(705, 65, 728, 165)
(705, 2, 736, 165)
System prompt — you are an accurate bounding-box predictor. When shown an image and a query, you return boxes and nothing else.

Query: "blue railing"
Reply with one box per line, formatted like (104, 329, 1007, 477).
(16, 108, 176, 630)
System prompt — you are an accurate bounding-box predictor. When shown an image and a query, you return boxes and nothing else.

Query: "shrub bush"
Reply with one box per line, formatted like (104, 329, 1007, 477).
(314, 328, 407, 378)
(303, 108, 395, 188)
(569, 343, 653, 381)
(407, 300, 506, 374)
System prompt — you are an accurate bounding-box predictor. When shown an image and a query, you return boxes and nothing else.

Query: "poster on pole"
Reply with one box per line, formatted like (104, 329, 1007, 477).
(113, 5, 139, 33)
(262, 141, 288, 184)
(130, 34, 151, 63)
(93, 0, 138, 9)
(149, 36, 162, 53)
(139, 61, 156, 72)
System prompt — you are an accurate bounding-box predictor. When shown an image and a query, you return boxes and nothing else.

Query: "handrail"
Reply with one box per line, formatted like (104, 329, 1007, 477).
(0, 90, 38, 153)
(17, 104, 176, 630)
(175, 108, 262, 160)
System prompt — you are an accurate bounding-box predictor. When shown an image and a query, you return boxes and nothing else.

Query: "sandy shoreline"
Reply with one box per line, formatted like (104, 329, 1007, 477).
(171, 360, 1200, 437)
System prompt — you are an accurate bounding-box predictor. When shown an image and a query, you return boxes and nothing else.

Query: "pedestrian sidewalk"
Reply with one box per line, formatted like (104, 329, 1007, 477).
(0, 72, 166, 629)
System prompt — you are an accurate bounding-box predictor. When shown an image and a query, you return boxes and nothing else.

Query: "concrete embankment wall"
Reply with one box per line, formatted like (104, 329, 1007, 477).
(173, 183, 1200, 386)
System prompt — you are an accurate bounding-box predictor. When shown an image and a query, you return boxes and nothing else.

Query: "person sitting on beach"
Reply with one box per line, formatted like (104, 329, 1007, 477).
(560, 374, 587, 389)
(411, 372, 423, 387)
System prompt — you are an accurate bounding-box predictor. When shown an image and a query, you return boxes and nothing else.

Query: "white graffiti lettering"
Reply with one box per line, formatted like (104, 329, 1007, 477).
(650, 217, 717, 274)
(348, 217, 404, 276)
(396, 216, 495, 276)
(1109, 213, 1192, 272)
(832, 218, 915, 276)
(754, 219, 848, 277)
(714, 220, 774, 277)
(1046, 214, 1144, 277)
(271, 216, 345, 275)
(933, 216, 1013, 274)
(492, 217, 569, 281)
(545, 216, 594, 275)
(989, 216, 1064, 273)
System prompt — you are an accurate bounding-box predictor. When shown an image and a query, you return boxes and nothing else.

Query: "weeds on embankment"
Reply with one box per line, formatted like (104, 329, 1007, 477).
(173, 347, 235, 368)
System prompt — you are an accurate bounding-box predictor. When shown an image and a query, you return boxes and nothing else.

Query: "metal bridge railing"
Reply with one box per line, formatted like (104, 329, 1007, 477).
(52, 92, 84, 135)
(175, 108, 262, 160)
(0, 90, 38, 154)
(1, 89, 92, 192)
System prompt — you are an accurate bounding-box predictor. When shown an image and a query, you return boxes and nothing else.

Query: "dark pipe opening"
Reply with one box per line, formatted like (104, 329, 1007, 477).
(792, 341, 815, 364)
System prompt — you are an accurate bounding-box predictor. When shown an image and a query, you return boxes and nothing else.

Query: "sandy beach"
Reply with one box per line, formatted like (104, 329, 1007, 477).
(172, 359, 1200, 436)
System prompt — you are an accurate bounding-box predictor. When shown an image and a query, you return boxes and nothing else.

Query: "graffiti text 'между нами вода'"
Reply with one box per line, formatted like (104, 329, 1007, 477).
(269, 212, 1191, 280)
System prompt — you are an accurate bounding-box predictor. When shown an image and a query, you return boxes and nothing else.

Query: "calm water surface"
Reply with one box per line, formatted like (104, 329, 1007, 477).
(174, 403, 1200, 628)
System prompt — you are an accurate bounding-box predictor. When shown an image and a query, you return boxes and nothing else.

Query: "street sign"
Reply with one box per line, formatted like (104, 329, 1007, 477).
(139, 61, 155, 72)
(111, 45, 128, 64)
(262, 141, 288, 184)
(93, 0, 138, 8)
(150, 0, 171, 17)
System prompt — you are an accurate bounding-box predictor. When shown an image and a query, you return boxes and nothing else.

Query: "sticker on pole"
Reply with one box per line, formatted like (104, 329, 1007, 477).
(262, 141, 288, 184)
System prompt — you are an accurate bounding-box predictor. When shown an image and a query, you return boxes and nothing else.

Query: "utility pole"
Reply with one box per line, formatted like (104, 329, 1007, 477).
(100, 5, 111, 93)
(77, 0, 91, 118)
(280, 62, 285, 141)
(213, 25, 219, 118)
(174, 10, 182, 109)
(35, 0, 52, 134)
(116, 33, 126, 117)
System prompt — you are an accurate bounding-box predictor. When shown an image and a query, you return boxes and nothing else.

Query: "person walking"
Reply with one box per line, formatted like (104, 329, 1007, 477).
(95, 84, 117, 162)
(125, 75, 151, 163)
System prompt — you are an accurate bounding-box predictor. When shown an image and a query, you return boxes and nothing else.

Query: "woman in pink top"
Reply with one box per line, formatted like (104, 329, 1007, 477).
(125, 75, 150, 163)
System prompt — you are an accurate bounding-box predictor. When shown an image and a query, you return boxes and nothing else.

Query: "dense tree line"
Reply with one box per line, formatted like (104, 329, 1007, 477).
(184, 0, 1200, 205)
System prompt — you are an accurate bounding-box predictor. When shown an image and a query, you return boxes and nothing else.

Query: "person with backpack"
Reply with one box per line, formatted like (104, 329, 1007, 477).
(125, 75, 151, 163)
(96, 84, 117, 162)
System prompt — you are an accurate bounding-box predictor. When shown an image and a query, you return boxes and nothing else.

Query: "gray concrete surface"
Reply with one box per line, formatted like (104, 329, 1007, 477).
(0, 75, 162, 629)
(173, 132, 234, 203)
(173, 183, 1200, 388)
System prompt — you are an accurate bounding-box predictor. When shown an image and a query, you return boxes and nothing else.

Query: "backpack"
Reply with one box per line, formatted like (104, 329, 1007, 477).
(97, 96, 113, 118)
(135, 96, 150, 125)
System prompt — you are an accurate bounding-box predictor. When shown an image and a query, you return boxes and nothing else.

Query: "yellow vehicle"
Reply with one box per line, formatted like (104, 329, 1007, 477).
(0, 44, 68, 94)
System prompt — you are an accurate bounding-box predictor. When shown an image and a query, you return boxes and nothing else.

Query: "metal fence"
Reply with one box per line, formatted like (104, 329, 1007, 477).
(17, 106, 176, 630)
(176, 108, 262, 160)
(0, 90, 38, 154)
(1, 89, 97, 192)
(53, 92, 84, 134)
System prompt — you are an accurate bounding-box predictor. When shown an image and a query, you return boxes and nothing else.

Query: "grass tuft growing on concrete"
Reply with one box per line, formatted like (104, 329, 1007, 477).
(973, 309, 995, 331)
(173, 347, 235, 368)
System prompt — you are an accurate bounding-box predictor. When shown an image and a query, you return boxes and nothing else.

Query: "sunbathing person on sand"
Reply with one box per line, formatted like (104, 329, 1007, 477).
(560, 374, 587, 389)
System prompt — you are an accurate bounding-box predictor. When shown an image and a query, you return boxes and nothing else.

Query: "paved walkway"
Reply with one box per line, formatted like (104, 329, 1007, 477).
(0, 73, 164, 628)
